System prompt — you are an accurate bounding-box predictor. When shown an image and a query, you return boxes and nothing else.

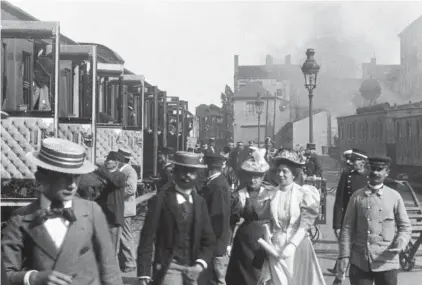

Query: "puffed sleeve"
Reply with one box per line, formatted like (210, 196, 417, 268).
(289, 185, 320, 247)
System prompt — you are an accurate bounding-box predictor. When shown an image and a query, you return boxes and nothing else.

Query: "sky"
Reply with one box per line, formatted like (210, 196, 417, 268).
(6, 0, 422, 112)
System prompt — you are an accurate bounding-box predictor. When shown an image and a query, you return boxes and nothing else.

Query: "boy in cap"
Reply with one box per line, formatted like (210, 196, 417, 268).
(199, 154, 232, 285)
(1, 138, 123, 285)
(334, 156, 412, 285)
(328, 149, 369, 274)
(117, 148, 139, 272)
(137, 152, 216, 285)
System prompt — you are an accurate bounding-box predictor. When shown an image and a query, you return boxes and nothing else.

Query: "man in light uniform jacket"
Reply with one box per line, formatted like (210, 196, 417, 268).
(334, 156, 411, 285)
(117, 148, 139, 272)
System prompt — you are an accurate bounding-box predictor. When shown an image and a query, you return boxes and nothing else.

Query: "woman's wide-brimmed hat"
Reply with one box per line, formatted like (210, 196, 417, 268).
(241, 148, 269, 174)
(272, 149, 305, 167)
(26, 138, 97, 174)
(169, 151, 207, 169)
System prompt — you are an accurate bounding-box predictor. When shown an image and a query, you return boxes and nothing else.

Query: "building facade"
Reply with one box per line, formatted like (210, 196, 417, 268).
(195, 104, 225, 146)
(399, 15, 422, 99)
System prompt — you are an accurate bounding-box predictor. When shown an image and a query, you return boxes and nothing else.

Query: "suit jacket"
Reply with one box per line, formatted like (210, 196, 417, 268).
(304, 155, 322, 177)
(333, 169, 369, 229)
(1, 198, 123, 285)
(119, 163, 139, 217)
(95, 167, 126, 226)
(200, 174, 231, 256)
(137, 186, 216, 285)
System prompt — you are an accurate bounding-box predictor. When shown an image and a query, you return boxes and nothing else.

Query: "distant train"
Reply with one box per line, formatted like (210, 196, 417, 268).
(0, 2, 193, 210)
(335, 101, 422, 183)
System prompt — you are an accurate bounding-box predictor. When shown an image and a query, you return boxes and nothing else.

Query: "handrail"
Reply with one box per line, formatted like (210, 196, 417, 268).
(1, 20, 58, 39)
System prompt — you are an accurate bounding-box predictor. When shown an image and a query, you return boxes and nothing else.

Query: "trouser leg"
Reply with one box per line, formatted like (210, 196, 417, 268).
(119, 216, 136, 269)
(212, 256, 229, 285)
(108, 225, 122, 256)
(348, 264, 374, 285)
(373, 269, 398, 285)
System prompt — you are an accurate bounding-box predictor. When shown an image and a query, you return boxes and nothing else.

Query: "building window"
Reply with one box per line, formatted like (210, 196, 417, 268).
(1, 43, 6, 104)
(245, 102, 255, 114)
(407, 120, 412, 138)
(396, 121, 401, 138)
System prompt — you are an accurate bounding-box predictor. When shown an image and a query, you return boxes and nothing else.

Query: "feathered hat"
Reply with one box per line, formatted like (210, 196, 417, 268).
(241, 148, 270, 174)
(272, 149, 305, 167)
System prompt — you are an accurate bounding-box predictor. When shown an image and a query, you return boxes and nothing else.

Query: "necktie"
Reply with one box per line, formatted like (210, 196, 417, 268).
(38, 200, 77, 223)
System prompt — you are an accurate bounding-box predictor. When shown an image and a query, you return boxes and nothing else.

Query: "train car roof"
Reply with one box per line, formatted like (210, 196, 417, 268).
(2, 1, 77, 45)
(79, 42, 125, 64)
(338, 101, 422, 120)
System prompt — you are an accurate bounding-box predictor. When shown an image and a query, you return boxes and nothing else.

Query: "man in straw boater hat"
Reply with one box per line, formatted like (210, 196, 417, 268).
(137, 151, 216, 285)
(334, 156, 412, 285)
(328, 148, 369, 275)
(198, 153, 232, 285)
(1, 138, 123, 285)
(116, 148, 139, 273)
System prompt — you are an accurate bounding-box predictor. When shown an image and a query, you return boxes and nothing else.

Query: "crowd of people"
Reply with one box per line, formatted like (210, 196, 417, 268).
(0, 133, 412, 285)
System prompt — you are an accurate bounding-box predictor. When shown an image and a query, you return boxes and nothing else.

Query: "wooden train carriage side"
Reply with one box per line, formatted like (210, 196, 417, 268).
(337, 102, 422, 162)
(394, 113, 422, 181)
(1, 21, 61, 199)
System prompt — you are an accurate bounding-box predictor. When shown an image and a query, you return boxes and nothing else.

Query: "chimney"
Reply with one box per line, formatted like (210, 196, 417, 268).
(370, 57, 376, 65)
(265, 54, 273, 66)
(234, 55, 239, 73)
(285, 55, 291, 65)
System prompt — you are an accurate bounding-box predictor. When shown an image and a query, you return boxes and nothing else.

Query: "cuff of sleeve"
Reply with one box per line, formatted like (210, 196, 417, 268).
(195, 259, 207, 270)
(138, 276, 151, 280)
(24, 270, 38, 285)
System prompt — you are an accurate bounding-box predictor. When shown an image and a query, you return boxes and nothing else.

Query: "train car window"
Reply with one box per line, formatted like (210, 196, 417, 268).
(22, 51, 32, 108)
(58, 68, 72, 117)
(1, 43, 6, 105)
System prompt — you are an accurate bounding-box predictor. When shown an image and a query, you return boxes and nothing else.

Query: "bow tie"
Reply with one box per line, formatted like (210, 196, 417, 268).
(37, 207, 77, 223)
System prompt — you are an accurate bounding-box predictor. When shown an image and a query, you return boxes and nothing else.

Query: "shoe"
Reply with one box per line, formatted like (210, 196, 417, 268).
(327, 268, 337, 275)
(121, 267, 136, 273)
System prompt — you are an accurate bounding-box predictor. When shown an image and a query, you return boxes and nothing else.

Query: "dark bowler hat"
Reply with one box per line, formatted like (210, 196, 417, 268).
(306, 143, 316, 150)
(106, 151, 123, 162)
(26, 138, 97, 174)
(169, 151, 207, 169)
(204, 153, 227, 167)
(236, 141, 244, 146)
(118, 148, 132, 160)
(368, 156, 391, 167)
(351, 148, 367, 160)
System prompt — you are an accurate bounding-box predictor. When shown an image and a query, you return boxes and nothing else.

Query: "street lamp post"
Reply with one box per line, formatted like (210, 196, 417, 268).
(255, 93, 264, 147)
(301, 48, 320, 144)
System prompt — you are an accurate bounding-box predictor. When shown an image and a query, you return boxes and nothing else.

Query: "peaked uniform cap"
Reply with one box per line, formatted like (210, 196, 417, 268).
(169, 151, 207, 169)
(26, 138, 96, 174)
(351, 148, 368, 160)
(368, 156, 391, 166)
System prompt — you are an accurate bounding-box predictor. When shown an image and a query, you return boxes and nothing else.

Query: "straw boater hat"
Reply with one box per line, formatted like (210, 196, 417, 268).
(118, 148, 132, 160)
(26, 138, 97, 174)
(241, 149, 269, 174)
(169, 151, 207, 169)
(272, 149, 306, 167)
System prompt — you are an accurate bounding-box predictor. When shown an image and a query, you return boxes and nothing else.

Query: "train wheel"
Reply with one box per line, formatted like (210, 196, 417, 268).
(399, 243, 415, 272)
(309, 225, 320, 244)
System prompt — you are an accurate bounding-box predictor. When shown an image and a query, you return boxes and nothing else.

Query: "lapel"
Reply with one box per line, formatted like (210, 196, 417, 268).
(192, 190, 202, 246)
(22, 200, 60, 260)
(164, 187, 183, 231)
(53, 198, 89, 272)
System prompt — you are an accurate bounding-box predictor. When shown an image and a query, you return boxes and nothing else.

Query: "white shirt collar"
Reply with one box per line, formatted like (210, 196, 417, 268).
(207, 172, 221, 183)
(40, 194, 72, 210)
(120, 164, 129, 171)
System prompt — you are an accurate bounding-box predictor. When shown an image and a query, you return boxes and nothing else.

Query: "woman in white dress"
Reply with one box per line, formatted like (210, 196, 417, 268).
(255, 149, 326, 285)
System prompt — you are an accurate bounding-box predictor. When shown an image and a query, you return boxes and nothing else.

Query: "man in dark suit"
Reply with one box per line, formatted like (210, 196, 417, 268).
(199, 154, 231, 285)
(304, 143, 323, 177)
(137, 151, 216, 285)
(1, 138, 123, 285)
(95, 151, 126, 255)
(207, 138, 217, 154)
(328, 148, 369, 275)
